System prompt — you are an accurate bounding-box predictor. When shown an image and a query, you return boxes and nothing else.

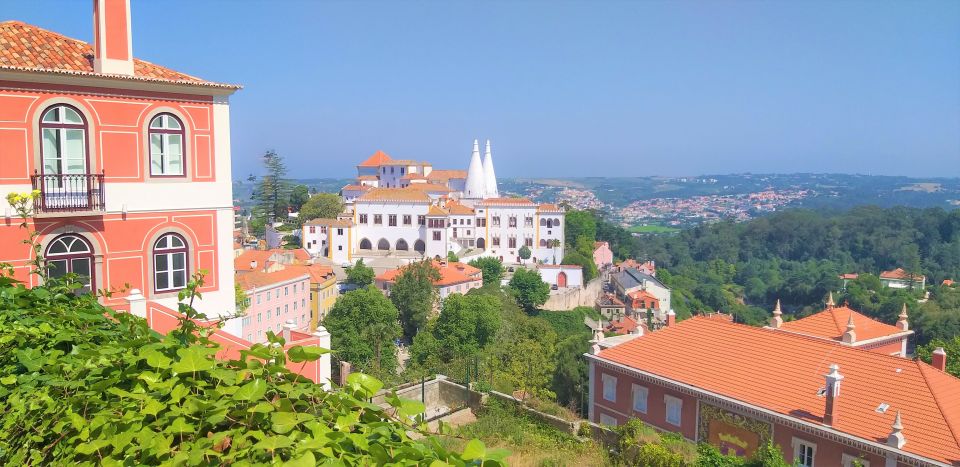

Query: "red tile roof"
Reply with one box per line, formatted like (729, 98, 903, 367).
(405, 183, 453, 193)
(778, 305, 908, 343)
(444, 200, 475, 215)
(234, 250, 276, 272)
(0, 20, 238, 89)
(236, 267, 310, 291)
(476, 197, 536, 206)
(538, 203, 563, 213)
(377, 261, 481, 287)
(839, 273, 860, 280)
(426, 169, 467, 181)
(607, 316, 638, 335)
(594, 317, 960, 464)
(355, 188, 431, 203)
(341, 184, 372, 193)
(880, 268, 925, 281)
(357, 150, 392, 168)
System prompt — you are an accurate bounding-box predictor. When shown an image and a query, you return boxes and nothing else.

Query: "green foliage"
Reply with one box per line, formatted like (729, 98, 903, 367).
(298, 193, 344, 224)
(565, 210, 597, 246)
(408, 293, 502, 378)
(468, 256, 505, 286)
(562, 249, 598, 282)
(391, 260, 441, 338)
(508, 268, 550, 314)
(518, 245, 531, 262)
(0, 271, 502, 465)
(322, 286, 401, 380)
(344, 259, 375, 287)
(234, 281, 249, 314)
(917, 335, 960, 377)
(249, 149, 290, 223)
(447, 251, 459, 263)
(551, 334, 590, 414)
(280, 234, 301, 248)
(288, 184, 310, 212)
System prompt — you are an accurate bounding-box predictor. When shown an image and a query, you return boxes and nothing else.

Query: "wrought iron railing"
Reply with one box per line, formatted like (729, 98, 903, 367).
(30, 172, 105, 213)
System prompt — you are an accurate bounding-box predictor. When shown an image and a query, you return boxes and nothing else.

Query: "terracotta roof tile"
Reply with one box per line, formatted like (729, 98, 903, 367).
(355, 188, 431, 203)
(444, 201, 474, 215)
(476, 197, 536, 206)
(538, 203, 563, 213)
(880, 268, 925, 281)
(357, 150, 392, 168)
(427, 205, 449, 216)
(779, 305, 908, 343)
(377, 261, 481, 287)
(341, 184, 372, 192)
(236, 268, 310, 291)
(406, 183, 452, 193)
(0, 20, 238, 89)
(426, 169, 467, 181)
(594, 317, 960, 464)
(303, 218, 354, 228)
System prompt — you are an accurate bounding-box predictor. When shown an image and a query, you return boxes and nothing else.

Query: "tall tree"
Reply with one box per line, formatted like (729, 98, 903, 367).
(565, 210, 597, 245)
(249, 150, 290, 223)
(508, 268, 550, 314)
(391, 260, 441, 338)
(322, 286, 401, 379)
(468, 257, 505, 286)
(345, 259, 375, 288)
(288, 184, 310, 212)
(518, 245, 532, 264)
(299, 193, 344, 223)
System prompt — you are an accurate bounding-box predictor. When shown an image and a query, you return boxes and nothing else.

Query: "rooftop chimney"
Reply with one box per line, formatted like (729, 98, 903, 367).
(932, 347, 947, 372)
(896, 304, 909, 331)
(250, 260, 257, 270)
(666, 309, 676, 327)
(769, 299, 783, 329)
(93, 0, 134, 76)
(842, 314, 857, 344)
(887, 411, 906, 449)
(823, 364, 844, 426)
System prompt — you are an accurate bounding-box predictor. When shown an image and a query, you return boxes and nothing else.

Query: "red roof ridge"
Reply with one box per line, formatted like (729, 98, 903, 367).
(916, 362, 960, 449)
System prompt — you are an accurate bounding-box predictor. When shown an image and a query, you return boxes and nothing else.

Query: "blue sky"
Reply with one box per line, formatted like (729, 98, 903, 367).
(6, 0, 960, 178)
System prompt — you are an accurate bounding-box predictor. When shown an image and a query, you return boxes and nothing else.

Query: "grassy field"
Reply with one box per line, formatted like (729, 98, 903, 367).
(628, 224, 681, 234)
(436, 401, 609, 467)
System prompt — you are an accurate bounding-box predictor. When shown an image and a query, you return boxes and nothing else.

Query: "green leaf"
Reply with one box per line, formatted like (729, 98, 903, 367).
(15, 348, 44, 371)
(142, 398, 165, 416)
(0, 375, 16, 385)
(247, 402, 275, 413)
(287, 345, 330, 363)
(398, 399, 426, 419)
(270, 411, 313, 434)
(253, 435, 292, 451)
(281, 451, 316, 467)
(171, 346, 215, 373)
(462, 439, 486, 460)
(233, 378, 267, 402)
(164, 417, 194, 433)
(346, 372, 383, 397)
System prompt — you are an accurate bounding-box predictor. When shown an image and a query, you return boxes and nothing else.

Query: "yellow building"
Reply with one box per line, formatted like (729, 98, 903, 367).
(287, 263, 339, 331)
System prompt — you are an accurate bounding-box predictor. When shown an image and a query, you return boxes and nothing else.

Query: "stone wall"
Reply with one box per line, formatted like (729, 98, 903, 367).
(543, 277, 604, 310)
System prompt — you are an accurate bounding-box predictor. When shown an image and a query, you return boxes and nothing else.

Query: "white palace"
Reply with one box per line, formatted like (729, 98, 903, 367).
(302, 140, 565, 266)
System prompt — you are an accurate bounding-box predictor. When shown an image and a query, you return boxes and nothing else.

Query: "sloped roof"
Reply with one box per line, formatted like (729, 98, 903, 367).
(357, 150, 393, 168)
(607, 316, 638, 335)
(594, 317, 960, 465)
(613, 268, 667, 291)
(236, 267, 310, 291)
(475, 197, 536, 206)
(406, 183, 453, 193)
(341, 184, 372, 193)
(538, 203, 564, 213)
(285, 264, 336, 284)
(355, 188, 431, 203)
(234, 250, 276, 272)
(445, 201, 475, 215)
(427, 169, 467, 181)
(427, 205, 449, 216)
(779, 305, 909, 343)
(881, 268, 925, 281)
(376, 261, 481, 287)
(597, 294, 626, 308)
(0, 20, 239, 89)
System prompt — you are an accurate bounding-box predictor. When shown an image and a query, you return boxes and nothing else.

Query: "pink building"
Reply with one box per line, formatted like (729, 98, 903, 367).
(587, 315, 960, 466)
(593, 241, 613, 270)
(236, 268, 312, 343)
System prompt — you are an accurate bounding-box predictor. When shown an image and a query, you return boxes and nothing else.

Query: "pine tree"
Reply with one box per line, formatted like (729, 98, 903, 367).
(250, 150, 290, 224)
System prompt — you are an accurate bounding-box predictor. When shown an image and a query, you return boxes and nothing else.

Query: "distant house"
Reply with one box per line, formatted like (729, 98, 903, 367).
(236, 268, 312, 343)
(879, 268, 925, 289)
(943, 279, 956, 287)
(596, 293, 627, 321)
(617, 259, 656, 276)
(767, 295, 913, 357)
(606, 315, 642, 336)
(610, 268, 671, 321)
(538, 264, 584, 289)
(375, 260, 483, 300)
(838, 273, 859, 288)
(593, 241, 614, 270)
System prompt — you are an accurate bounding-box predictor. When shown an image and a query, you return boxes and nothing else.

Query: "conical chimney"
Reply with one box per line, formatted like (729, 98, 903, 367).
(463, 139, 486, 199)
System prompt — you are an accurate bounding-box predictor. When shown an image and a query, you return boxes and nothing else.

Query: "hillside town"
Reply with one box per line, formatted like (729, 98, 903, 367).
(1, 2, 958, 467)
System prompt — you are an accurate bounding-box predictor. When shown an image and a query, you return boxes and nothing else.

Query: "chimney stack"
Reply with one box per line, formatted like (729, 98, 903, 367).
(887, 411, 906, 449)
(842, 314, 857, 344)
(931, 347, 947, 372)
(250, 260, 257, 270)
(823, 364, 844, 426)
(769, 299, 783, 329)
(896, 304, 909, 331)
(666, 309, 676, 327)
(93, 0, 134, 76)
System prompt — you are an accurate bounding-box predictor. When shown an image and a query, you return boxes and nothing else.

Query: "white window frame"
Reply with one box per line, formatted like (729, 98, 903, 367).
(601, 374, 617, 402)
(599, 413, 618, 426)
(841, 454, 869, 467)
(631, 384, 649, 414)
(664, 394, 682, 426)
(791, 437, 817, 467)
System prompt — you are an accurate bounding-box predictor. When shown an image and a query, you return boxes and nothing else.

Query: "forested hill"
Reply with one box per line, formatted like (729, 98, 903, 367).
(584, 206, 960, 347)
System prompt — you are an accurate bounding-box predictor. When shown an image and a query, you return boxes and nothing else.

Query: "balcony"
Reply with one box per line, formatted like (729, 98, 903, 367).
(30, 172, 105, 215)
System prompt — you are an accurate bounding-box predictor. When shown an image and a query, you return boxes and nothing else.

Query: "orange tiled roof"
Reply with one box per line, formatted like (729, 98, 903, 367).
(538, 203, 563, 213)
(880, 268, 925, 281)
(357, 150, 392, 168)
(355, 187, 431, 203)
(445, 201, 474, 215)
(427, 205, 449, 216)
(944, 279, 956, 287)
(377, 261, 481, 287)
(0, 20, 239, 89)
(778, 305, 908, 343)
(839, 273, 860, 280)
(607, 316, 638, 335)
(356, 175, 378, 181)
(286, 263, 335, 284)
(476, 197, 536, 206)
(427, 169, 467, 181)
(595, 317, 960, 465)
(341, 184, 372, 192)
(234, 250, 275, 272)
(406, 183, 453, 193)
(236, 267, 311, 291)
(303, 218, 354, 228)
(401, 173, 427, 180)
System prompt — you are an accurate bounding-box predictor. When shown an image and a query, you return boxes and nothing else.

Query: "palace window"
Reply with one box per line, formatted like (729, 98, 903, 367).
(153, 233, 188, 292)
(492, 216, 500, 227)
(359, 214, 368, 224)
(631, 385, 648, 413)
(476, 218, 486, 227)
(45, 234, 94, 293)
(664, 395, 682, 426)
(601, 374, 617, 402)
(337, 228, 343, 235)
(509, 216, 517, 228)
(389, 215, 397, 226)
(433, 231, 441, 241)
(374, 214, 382, 225)
(492, 237, 500, 246)
(417, 215, 426, 226)
(149, 113, 185, 176)
(40, 105, 88, 180)
(525, 216, 533, 227)
(403, 215, 412, 225)
(508, 237, 517, 248)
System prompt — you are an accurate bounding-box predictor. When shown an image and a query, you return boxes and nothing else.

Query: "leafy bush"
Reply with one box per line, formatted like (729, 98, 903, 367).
(0, 268, 502, 465)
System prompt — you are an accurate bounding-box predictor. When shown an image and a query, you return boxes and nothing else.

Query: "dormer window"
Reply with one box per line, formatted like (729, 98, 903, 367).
(149, 113, 185, 176)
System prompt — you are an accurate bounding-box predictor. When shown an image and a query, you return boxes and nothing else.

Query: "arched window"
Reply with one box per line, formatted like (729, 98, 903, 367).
(476, 238, 486, 250)
(149, 113, 185, 176)
(414, 239, 426, 254)
(540, 219, 546, 226)
(359, 238, 372, 250)
(153, 233, 188, 292)
(46, 234, 94, 293)
(396, 239, 409, 251)
(539, 239, 547, 247)
(377, 239, 390, 250)
(40, 105, 88, 179)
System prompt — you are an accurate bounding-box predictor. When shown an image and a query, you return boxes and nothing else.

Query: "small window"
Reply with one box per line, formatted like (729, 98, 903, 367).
(792, 438, 816, 467)
(148, 113, 185, 176)
(632, 385, 648, 414)
(599, 413, 618, 427)
(433, 231, 441, 241)
(374, 214, 382, 225)
(153, 233, 188, 292)
(403, 215, 412, 225)
(602, 374, 617, 402)
(665, 395, 682, 426)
